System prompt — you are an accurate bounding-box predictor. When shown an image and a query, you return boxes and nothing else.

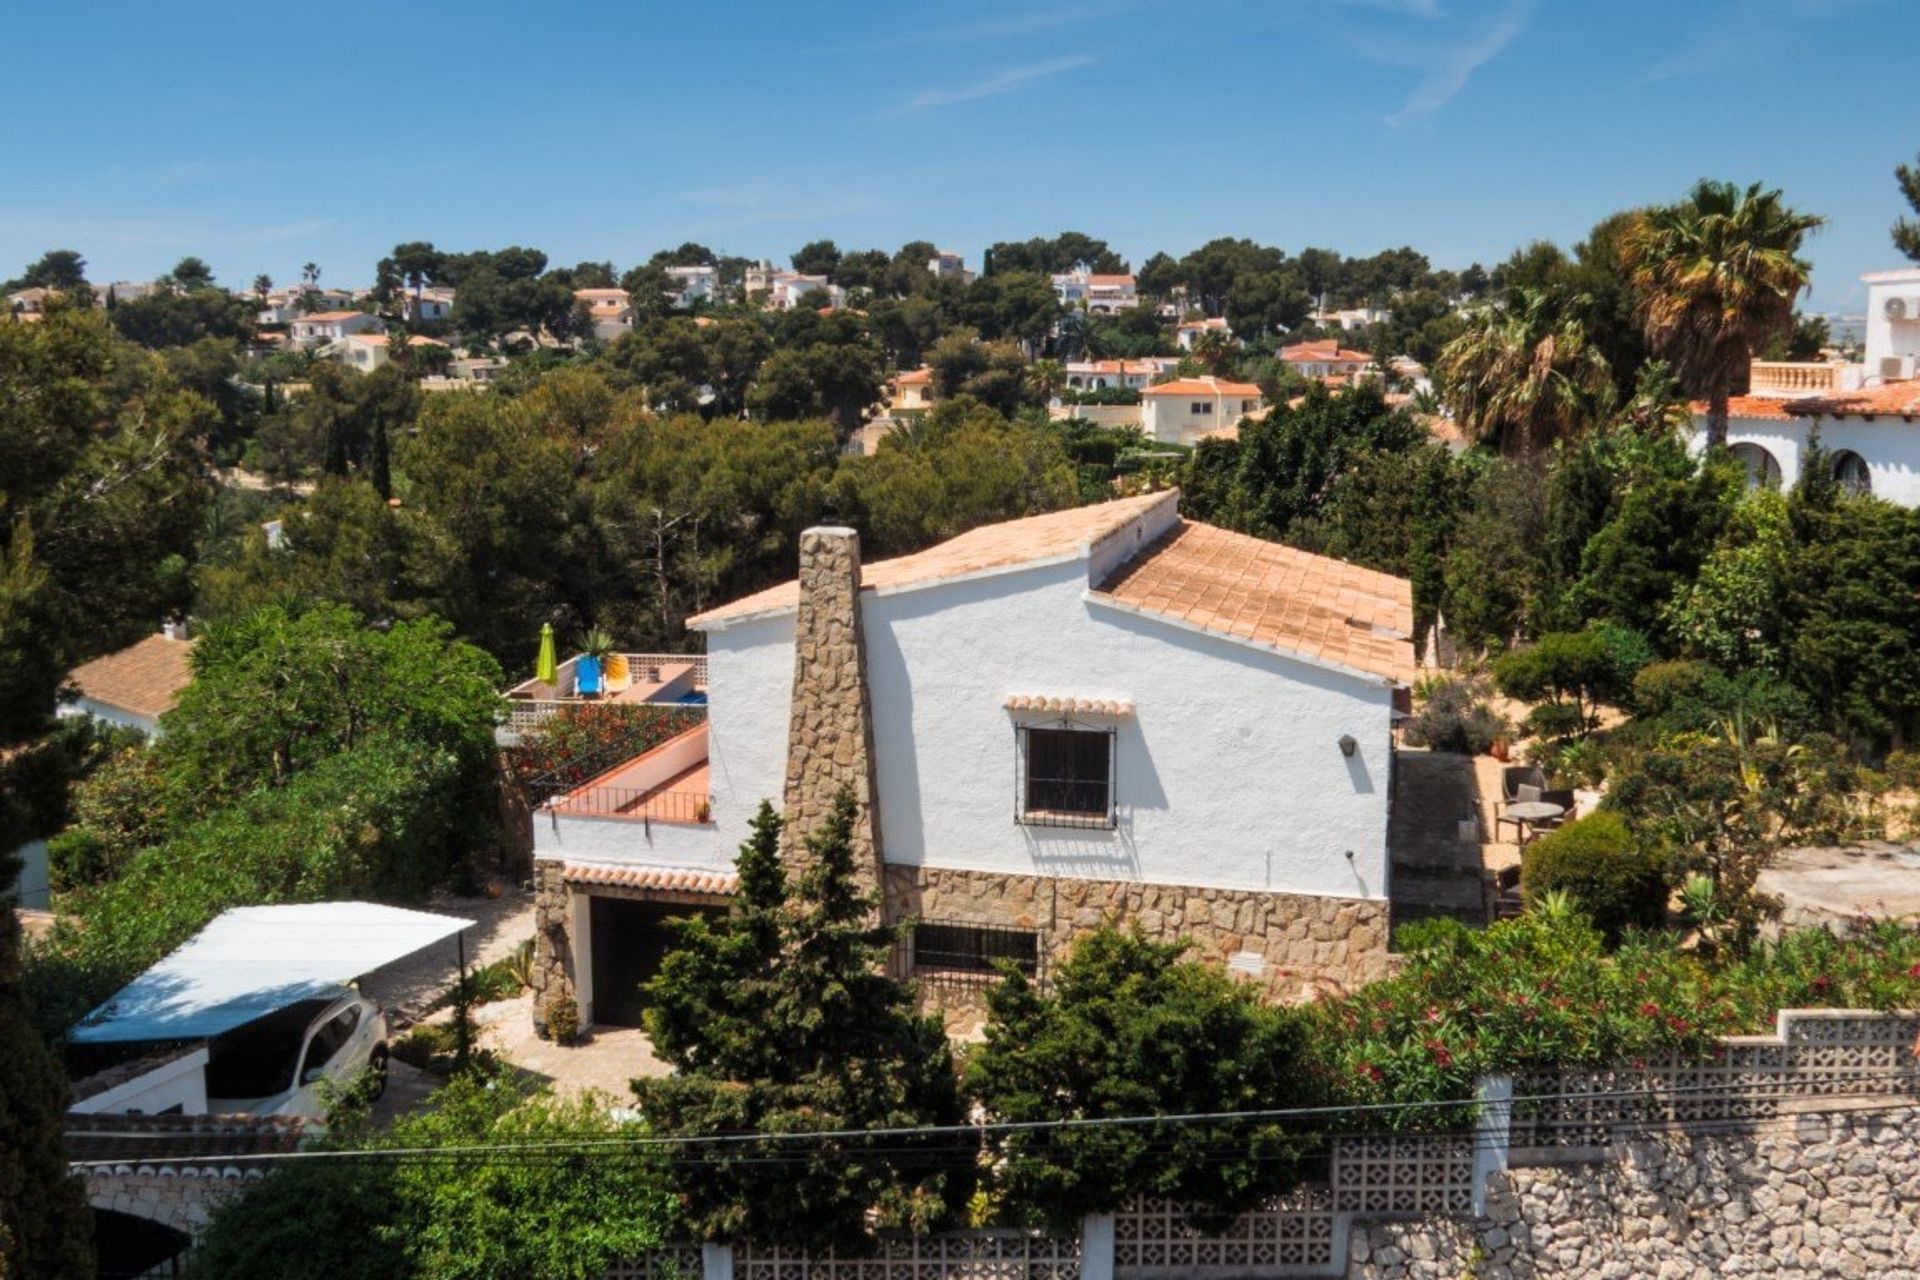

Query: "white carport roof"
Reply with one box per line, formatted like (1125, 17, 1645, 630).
(71, 902, 474, 1044)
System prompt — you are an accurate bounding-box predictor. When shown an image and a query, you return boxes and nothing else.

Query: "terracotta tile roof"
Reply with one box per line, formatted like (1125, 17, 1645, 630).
(573, 288, 630, 300)
(1086, 274, 1136, 287)
(894, 367, 933, 386)
(561, 862, 738, 896)
(1787, 382, 1920, 417)
(1692, 394, 1796, 421)
(296, 310, 364, 323)
(1070, 359, 1172, 375)
(66, 1113, 308, 1167)
(67, 634, 195, 719)
(1142, 378, 1263, 398)
(1092, 522, 1414, 685)
(689, 492, 1176, 627)
(351, 333, 448, 347)
(1280, 340, 1372, 364)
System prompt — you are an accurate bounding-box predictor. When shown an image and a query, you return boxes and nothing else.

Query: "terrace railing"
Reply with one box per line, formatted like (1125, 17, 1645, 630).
(552, 784, 714, 826)
(504, 652, 709, 732)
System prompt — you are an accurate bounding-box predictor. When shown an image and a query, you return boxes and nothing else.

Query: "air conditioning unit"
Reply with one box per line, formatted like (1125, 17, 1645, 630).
(1881, 354, 1916, 383)
(1885, 295, 1920, 321)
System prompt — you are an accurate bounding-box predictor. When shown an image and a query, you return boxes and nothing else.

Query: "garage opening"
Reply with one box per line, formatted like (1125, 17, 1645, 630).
(588, 896, 724, 1027)
(94, 1209, 192, 1279)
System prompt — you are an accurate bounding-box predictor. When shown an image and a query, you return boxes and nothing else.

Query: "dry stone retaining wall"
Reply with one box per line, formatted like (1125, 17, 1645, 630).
(1347, 1105, 1920, 1279)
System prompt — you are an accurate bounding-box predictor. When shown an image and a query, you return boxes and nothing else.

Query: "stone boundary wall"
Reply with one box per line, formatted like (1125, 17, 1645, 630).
(1347, 1105, 1920, 1279)
(613, 1012, 1920, 1280)
(883, 865, 1394, 1023)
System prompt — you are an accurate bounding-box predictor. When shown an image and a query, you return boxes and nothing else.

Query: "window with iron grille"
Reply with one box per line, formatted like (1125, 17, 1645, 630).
(1016, 725, 1115, 828)
(908, 921, 1040, 985)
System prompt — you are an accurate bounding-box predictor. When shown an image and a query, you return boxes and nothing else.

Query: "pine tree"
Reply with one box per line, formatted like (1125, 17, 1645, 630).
(636, 793, 972, 1252)
(0, 846, 95, 1279)
(1896, 151, 1920, 264)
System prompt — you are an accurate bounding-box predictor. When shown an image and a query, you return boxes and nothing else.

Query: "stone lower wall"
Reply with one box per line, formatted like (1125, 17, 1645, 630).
(86, 1169, 260, 1238)
(883, 865, 1393, 1025)
(1348, 1106, 1920, 1280)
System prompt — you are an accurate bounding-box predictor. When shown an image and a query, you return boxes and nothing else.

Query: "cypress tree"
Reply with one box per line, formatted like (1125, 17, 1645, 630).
(636, 793, 971, 1251)
(0, 846, 95, 1279)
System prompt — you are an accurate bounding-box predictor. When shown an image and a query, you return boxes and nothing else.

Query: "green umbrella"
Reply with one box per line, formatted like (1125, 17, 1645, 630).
(535, 623, 558, 685)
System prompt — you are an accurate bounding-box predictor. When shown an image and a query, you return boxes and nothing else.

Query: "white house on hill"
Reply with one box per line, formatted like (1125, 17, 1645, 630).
(528, 492, 1410, 1030)
(1139, 377, 1264, 445)
(1686, 266, 1920, 505)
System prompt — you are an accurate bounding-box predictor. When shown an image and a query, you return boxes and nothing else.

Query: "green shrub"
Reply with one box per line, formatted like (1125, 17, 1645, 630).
(1520, 813, 1670, 941)
(542, 994, 579, 1045)
(1522, 701, 1585, 743)
(968, 929, 1317, 1228)
(1402, 675, 1510, 755)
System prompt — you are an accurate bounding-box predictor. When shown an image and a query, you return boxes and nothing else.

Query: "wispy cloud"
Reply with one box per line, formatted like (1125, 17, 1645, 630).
(1340, 0, 1443, 17)
(238, 217, 342, 244)
(903, 55, 1096, 111)
(1383, 0, 1532, 126)
(1624, 0, 1876, 90)
(845, 2, 1145, 52)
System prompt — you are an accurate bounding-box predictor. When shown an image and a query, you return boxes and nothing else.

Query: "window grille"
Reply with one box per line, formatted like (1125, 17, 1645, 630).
(1015, 724, 1116, 829)
(902, 921, 1042, 988)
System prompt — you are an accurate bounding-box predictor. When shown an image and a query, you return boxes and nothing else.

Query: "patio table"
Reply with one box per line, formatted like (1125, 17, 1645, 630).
(1504, 800, 1566, 845)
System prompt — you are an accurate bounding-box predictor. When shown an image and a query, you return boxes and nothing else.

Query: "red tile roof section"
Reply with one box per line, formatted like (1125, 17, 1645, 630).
(561, 863, 739, 896)
(688, 492, 1175, 626)
(67, 634, 195, 719)
(1092, 522, 1414, 685)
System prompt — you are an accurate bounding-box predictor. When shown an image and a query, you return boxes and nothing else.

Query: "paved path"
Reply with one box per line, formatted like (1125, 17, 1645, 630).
(1388, 749, 1489, 930)
(359, 887, 535, 1023)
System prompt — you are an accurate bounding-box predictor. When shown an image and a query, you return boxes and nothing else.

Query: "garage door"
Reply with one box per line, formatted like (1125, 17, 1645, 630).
(588, 896, 721, 1027)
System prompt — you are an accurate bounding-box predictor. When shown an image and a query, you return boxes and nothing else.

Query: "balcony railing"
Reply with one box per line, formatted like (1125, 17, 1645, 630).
(504, 652, 708, 732)
(1747, 360, 1851, 397)
(550, 785, 713, 826)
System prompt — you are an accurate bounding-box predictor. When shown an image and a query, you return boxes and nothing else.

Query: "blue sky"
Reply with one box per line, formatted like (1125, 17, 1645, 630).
(2, 0, 1912, 311)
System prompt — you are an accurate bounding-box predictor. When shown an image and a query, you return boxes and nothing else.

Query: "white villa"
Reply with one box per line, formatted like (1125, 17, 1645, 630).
(1280, 340, 1374, 381)
(1176, 317, 1234, 350)
(1053, 268, 1139, 314)
(1688, 266, 1920, 505)
(328, 331, 449, 373)
(1139, 377, 1264, 445)
(1062, 357, 1180, 391)
(928, 250, 975, 283)
(290, 310, 383, 347)
(575, 287, 635, 341)
(665, 265, 720, 307)
(527, 493, 1410, 1029)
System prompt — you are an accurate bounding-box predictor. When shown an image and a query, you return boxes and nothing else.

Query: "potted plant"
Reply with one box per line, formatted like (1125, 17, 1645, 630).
(576, 628, 614, 698)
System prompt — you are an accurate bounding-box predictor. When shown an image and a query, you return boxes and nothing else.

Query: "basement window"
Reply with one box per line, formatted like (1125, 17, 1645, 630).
(1017, 725, 1115, 829)
(908, 921, 1040, 986)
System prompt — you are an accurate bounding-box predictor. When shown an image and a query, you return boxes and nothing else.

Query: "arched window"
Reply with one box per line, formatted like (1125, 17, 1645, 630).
(1728, 442, 1781, 490)
(1831, 450, 1871, 495)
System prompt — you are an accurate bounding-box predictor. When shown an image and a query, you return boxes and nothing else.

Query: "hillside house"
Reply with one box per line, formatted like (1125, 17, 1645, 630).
(1280, 340, 1373, 381)
(1139, 377, 1264, 445)
(529, 493, 1410, 1031)
(574, 288, 634, 341)
(1686, 266, 1920, 505)
(59, 626, 196, 738)
(666, 265, 720, 307)
(290, 310, 383, 348)
(1063, 358, 1180, 391)
(1053, 269, 1139, 314)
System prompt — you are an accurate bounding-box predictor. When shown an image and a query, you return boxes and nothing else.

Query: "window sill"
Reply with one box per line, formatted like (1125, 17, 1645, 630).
(1016, 809, 1117, 831)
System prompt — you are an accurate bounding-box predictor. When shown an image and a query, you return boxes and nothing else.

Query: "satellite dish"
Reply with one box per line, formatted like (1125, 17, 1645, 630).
(1887, 296, 1909, 321)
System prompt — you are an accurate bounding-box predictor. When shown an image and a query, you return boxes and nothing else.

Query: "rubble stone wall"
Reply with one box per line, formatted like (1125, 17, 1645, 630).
(1348, 1106, 1920, 1280)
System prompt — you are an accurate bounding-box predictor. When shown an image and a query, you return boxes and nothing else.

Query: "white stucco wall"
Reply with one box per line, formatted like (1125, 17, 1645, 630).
(533, 810, 730, 870)
(702, 553, 1394, 902)
(1864, 270, 1920, 376)
(57, 698, 161, 738)
(69, 1047, 210, 1116)
(1688, 412, 1920, 507)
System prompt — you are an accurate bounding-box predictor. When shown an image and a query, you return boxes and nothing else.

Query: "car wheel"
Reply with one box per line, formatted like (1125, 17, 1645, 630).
(367, 1046, 390, 1100)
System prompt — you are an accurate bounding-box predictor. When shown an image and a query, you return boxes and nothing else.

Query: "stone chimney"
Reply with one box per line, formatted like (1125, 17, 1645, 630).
(782, 527, 884, 892)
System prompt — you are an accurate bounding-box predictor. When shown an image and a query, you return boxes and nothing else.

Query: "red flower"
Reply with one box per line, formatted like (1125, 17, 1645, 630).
(1639, 1002, 1661, 1018)
(1425, 1039, 1454, 1068)
(1810, 975, 1832, 994)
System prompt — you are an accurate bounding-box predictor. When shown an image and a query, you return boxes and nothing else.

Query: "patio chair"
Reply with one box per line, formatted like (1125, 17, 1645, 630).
(1494, 865, 1524, 919)
(1533, 789, 1576, 832)
(1495, 770, 1545, 843)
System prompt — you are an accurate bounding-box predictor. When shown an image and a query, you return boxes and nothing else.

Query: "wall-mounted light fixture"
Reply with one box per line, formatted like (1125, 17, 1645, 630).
(1338, 734, 1357, 758)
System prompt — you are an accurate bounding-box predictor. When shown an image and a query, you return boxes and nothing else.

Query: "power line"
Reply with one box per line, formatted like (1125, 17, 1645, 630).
(67, 1075, 1920, 1170)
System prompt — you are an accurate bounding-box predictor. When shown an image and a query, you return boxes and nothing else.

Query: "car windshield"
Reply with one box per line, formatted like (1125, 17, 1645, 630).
(204, 998, 336, 1100)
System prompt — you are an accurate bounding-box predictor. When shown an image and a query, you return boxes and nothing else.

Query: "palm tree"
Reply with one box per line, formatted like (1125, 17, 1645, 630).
(1026, 358, 1065, 405)
(1620, 180, 1822, 449)
(1434, 285, 1616, 453)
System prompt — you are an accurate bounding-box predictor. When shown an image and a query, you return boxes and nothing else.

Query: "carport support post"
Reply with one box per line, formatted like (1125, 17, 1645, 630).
(453, 928, 473, 1069)
(1081, 1213, 1114, 1280)
(702, 1243, 734, 1280)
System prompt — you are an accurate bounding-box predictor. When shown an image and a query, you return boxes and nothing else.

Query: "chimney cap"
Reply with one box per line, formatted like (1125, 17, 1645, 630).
(801, 525, 860, 538)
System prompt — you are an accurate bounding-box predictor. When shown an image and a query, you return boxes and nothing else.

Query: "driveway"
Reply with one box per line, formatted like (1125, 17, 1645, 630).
(359, 887, 535, 1024)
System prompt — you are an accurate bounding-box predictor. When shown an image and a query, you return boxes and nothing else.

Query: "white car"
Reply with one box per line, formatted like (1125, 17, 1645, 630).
(204, 989, 389, 1118)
